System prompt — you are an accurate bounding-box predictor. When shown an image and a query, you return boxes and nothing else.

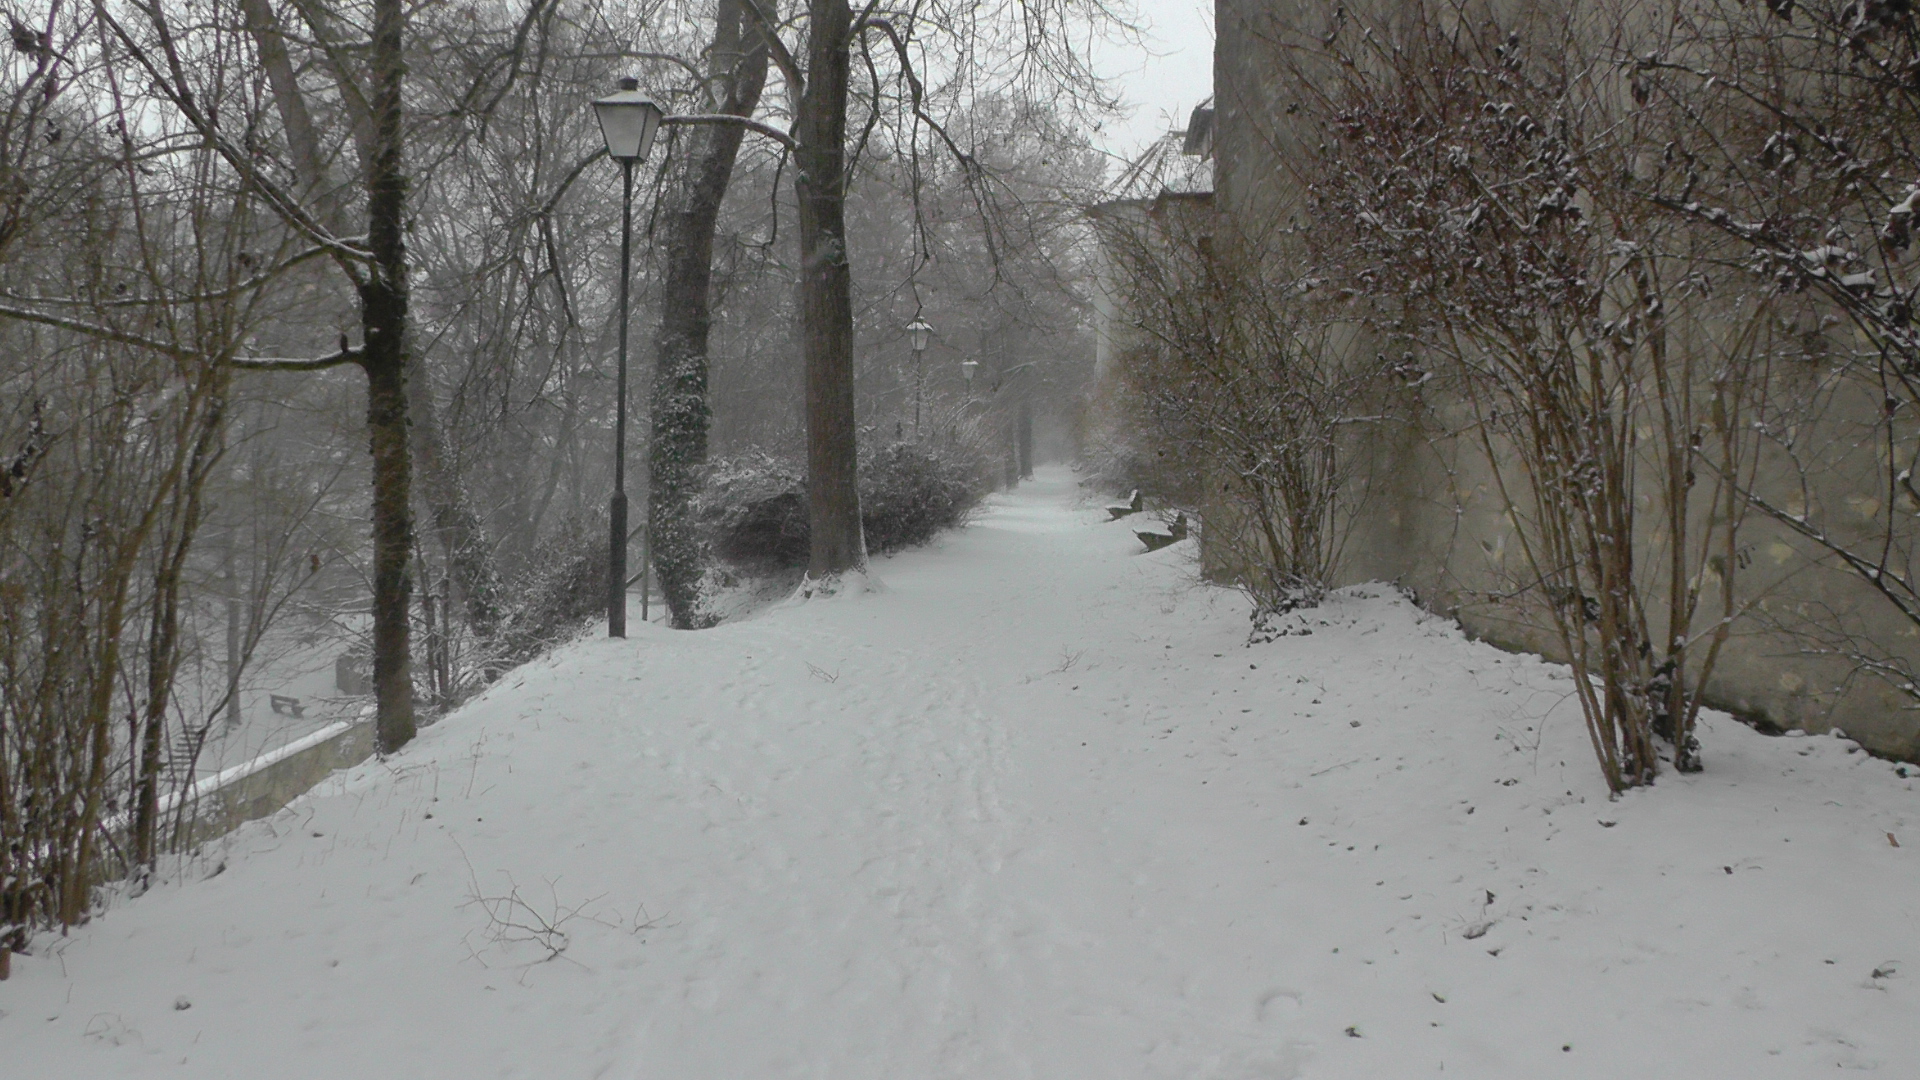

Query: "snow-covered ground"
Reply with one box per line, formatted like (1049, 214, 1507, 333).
(4, 467, 1915, 1079)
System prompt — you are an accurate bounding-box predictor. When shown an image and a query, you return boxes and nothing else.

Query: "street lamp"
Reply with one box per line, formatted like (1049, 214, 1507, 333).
(906, 317, 932, 436)
(593, 78, 664, 639)
(906, 318, 933, 352)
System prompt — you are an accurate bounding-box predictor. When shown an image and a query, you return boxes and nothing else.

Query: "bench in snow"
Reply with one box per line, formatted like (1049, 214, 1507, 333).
(1136, 512, 1189, 552)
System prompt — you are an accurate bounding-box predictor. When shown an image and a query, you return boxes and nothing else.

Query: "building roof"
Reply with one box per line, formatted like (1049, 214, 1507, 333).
(1103, 105, 1215, 205)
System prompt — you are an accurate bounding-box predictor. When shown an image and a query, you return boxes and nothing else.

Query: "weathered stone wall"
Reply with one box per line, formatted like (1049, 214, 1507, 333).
(1324, 382, 1920, 760)
(1205, 0, 1920, 760)
(175, 719, 377, 847)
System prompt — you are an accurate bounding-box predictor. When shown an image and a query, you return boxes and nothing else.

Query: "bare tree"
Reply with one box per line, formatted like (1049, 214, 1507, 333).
(97, 0, 627, 747)
(0, 3, 272, 935)
(90, 0, 421, 751)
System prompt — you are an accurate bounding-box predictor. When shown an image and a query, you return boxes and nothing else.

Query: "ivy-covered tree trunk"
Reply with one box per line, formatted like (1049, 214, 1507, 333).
(795, 0, 864, 579)
(649, 0, 769, 629)
(364, 0, 415, 752)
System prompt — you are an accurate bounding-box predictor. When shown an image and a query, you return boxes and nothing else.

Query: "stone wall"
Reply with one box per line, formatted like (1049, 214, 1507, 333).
(1202, 0, 1920, 761)
(1326, 385, 1920, 760)
(171, 718, 377, 847)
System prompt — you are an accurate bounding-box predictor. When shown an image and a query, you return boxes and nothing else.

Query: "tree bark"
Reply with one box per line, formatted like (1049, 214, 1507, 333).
(649, 0, 770, 628)
(364, 0, 415, 752)
(134, 398, 221, 869)
(1017, 398, 1034, 479)
(795, 0, 864, 579)
(223, 539, 241, 729)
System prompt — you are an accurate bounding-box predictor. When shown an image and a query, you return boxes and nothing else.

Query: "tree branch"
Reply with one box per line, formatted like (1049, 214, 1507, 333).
(662, 112, 798, 151)
(628, 49, 708, 86)
(538, 148, 609, 220)
(0, 244, 336, 310)
(859, 16, 1001, 267)
(737, 0, 804, 95)
(226, 347, 364, 372)
(0, 302, 191, 358)
(102, 3, 371, 275)
(0, 301, 364, 372)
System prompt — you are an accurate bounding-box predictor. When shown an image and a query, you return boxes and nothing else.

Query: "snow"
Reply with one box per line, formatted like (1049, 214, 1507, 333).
(3, 467, 1916, 1078)
(178, 626, 369, 775)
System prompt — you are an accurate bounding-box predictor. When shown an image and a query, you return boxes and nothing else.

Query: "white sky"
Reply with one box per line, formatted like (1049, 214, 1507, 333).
(1092, 0, 1215, 165)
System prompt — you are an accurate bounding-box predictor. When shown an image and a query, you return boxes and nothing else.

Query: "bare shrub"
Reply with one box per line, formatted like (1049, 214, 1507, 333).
(1634, 1, 1920, 708)
(1288, 2, 1771, 788)
(1097, 204, 1383, 618)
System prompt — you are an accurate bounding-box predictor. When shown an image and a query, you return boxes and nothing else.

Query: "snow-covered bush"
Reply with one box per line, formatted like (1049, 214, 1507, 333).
(698, 443, 987, 569)
(697, 452, 811, 567)
(1291, 3, 1777, 787)
(859, 441, 987, 555)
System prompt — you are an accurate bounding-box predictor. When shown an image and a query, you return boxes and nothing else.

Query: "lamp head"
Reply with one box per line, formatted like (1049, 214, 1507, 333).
(593, 78, 665, 162)
(906, 318, 932, 352)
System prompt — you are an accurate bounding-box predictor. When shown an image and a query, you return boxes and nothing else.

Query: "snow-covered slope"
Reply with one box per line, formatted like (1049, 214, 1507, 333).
(3, 467, 1915, 1079)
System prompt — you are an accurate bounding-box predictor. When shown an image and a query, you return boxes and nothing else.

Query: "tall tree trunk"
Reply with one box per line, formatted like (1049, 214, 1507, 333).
(649, 0, 770, 628)
(246, 0, 418, 746)
(1017, 398, 1034, 479)
(223, 538, 241, 729)
(265, 0, 498, 673)
(795, 0, 863, 579)
(364, 0, 415, 752)
(239, 0, 334, 211)
(61, 512, 158, 924)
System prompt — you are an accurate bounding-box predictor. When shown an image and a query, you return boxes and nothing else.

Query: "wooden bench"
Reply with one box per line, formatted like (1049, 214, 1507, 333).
(1136, 512, 1189, 552)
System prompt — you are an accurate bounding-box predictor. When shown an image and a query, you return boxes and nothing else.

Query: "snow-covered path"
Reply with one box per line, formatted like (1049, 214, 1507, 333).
(5, 468, 1917, 1078)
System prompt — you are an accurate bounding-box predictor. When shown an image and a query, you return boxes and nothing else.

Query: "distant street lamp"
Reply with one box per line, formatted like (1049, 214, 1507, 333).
(906, 317, 932, 436)
(593, 78, 664, 639)
(949, 358, 985, 445)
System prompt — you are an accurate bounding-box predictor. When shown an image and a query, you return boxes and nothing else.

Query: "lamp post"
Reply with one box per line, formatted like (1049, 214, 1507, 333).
(906, 317, 932, 437)
(593, 78, 664, 639)
(949, 358, 984, 445)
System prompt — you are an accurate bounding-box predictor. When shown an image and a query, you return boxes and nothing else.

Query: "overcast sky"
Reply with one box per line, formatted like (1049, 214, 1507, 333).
(1093, 0, 1215, 164)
